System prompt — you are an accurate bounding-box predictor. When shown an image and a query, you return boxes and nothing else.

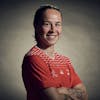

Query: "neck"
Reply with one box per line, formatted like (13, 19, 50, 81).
(37, 44, 55, 58)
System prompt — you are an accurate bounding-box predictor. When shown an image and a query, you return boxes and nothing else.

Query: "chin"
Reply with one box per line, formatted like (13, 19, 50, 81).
(46, 41, 57, 46)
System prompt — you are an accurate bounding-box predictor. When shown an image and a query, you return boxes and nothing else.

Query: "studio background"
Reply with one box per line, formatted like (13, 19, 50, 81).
(0, 0, 100, 100)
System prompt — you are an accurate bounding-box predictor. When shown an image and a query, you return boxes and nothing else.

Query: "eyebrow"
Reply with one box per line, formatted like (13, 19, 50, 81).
(42, 21, 62, 23)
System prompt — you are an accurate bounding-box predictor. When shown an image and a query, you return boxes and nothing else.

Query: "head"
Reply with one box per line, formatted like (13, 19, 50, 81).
(33, 4, 62, 47)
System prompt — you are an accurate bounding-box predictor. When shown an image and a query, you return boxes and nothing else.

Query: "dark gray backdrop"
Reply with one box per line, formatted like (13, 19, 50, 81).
(0, 0, 100, 100)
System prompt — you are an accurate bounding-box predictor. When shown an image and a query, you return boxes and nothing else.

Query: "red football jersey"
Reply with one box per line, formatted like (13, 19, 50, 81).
(22, 46, 82, 100)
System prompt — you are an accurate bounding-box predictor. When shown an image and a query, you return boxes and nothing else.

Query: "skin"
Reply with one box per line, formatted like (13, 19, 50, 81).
(35, 9, 88, 100)
(36, 9, 62, 58)
(57, 84, 88, 100)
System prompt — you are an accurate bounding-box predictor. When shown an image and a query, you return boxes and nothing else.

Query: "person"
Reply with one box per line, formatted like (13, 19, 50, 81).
(22, 4, 88, 100)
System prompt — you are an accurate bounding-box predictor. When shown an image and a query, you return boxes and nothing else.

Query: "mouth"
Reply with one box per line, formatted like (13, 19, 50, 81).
(47, 34, 57, 39)
(47, 34, 57, 36)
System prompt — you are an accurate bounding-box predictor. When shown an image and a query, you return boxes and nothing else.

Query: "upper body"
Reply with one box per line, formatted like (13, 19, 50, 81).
(22, 4, 88, 100)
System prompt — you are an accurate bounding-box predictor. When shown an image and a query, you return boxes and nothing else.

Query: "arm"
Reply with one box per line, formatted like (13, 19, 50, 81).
(41, 87, 73, 100)
(57, 83, 88, 100)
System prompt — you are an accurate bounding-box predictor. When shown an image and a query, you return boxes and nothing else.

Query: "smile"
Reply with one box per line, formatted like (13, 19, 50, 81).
(47, 35, 57, 39)
(47, 34, 57, 36)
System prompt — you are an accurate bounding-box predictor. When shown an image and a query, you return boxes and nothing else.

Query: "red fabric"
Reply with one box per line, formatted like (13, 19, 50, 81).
(22, 46, 82, 100)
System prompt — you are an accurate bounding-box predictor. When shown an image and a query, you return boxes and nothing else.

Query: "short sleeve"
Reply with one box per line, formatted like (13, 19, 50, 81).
(70, 66, 82, 87)
(66, 58, 82, 87)
(22, 55, 59, 90)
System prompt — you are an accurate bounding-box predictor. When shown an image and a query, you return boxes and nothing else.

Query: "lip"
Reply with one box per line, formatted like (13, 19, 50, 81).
(47, 34, 57, 36)
(46, 35, 57, 40)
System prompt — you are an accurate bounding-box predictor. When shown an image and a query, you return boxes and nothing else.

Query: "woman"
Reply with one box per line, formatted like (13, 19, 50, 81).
(22, 5, 88, 100)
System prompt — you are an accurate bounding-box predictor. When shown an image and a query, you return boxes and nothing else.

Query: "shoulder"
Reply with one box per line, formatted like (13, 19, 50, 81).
(23, 46, 41, 63)
(25, 45, 40, 56)
(24, 45, 43, 60)
(22, 49, 47, 72)
(23, 46, 49, 66)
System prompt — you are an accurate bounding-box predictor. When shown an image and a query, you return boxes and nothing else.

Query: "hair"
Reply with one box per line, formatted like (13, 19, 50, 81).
(33, 4, 62, 42)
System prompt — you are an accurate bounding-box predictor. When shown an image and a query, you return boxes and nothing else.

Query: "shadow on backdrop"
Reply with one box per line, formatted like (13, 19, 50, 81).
(0, 0, 100, 100)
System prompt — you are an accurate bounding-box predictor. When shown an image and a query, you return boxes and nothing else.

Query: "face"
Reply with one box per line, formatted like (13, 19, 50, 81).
(36, 9, 62, 47)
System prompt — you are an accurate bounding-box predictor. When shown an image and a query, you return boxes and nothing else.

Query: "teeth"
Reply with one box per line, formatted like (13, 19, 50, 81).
(47, 35, 55, 36)
(47, 35, 56, 39)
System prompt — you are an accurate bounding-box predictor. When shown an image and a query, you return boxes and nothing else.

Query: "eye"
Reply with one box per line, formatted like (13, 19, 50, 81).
(43, 22, 51, 26)
(55, 23, 62, 27)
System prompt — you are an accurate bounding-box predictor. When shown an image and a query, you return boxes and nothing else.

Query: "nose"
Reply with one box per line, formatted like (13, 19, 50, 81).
(50, 24, 56, 33)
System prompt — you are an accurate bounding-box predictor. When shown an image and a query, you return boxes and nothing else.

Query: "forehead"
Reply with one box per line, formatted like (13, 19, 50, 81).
(42, 9, 62, 20)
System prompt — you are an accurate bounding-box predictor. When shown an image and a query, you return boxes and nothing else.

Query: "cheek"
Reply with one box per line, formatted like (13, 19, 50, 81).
(41, 27, 50, 34)
(58, 28, 62, 35)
